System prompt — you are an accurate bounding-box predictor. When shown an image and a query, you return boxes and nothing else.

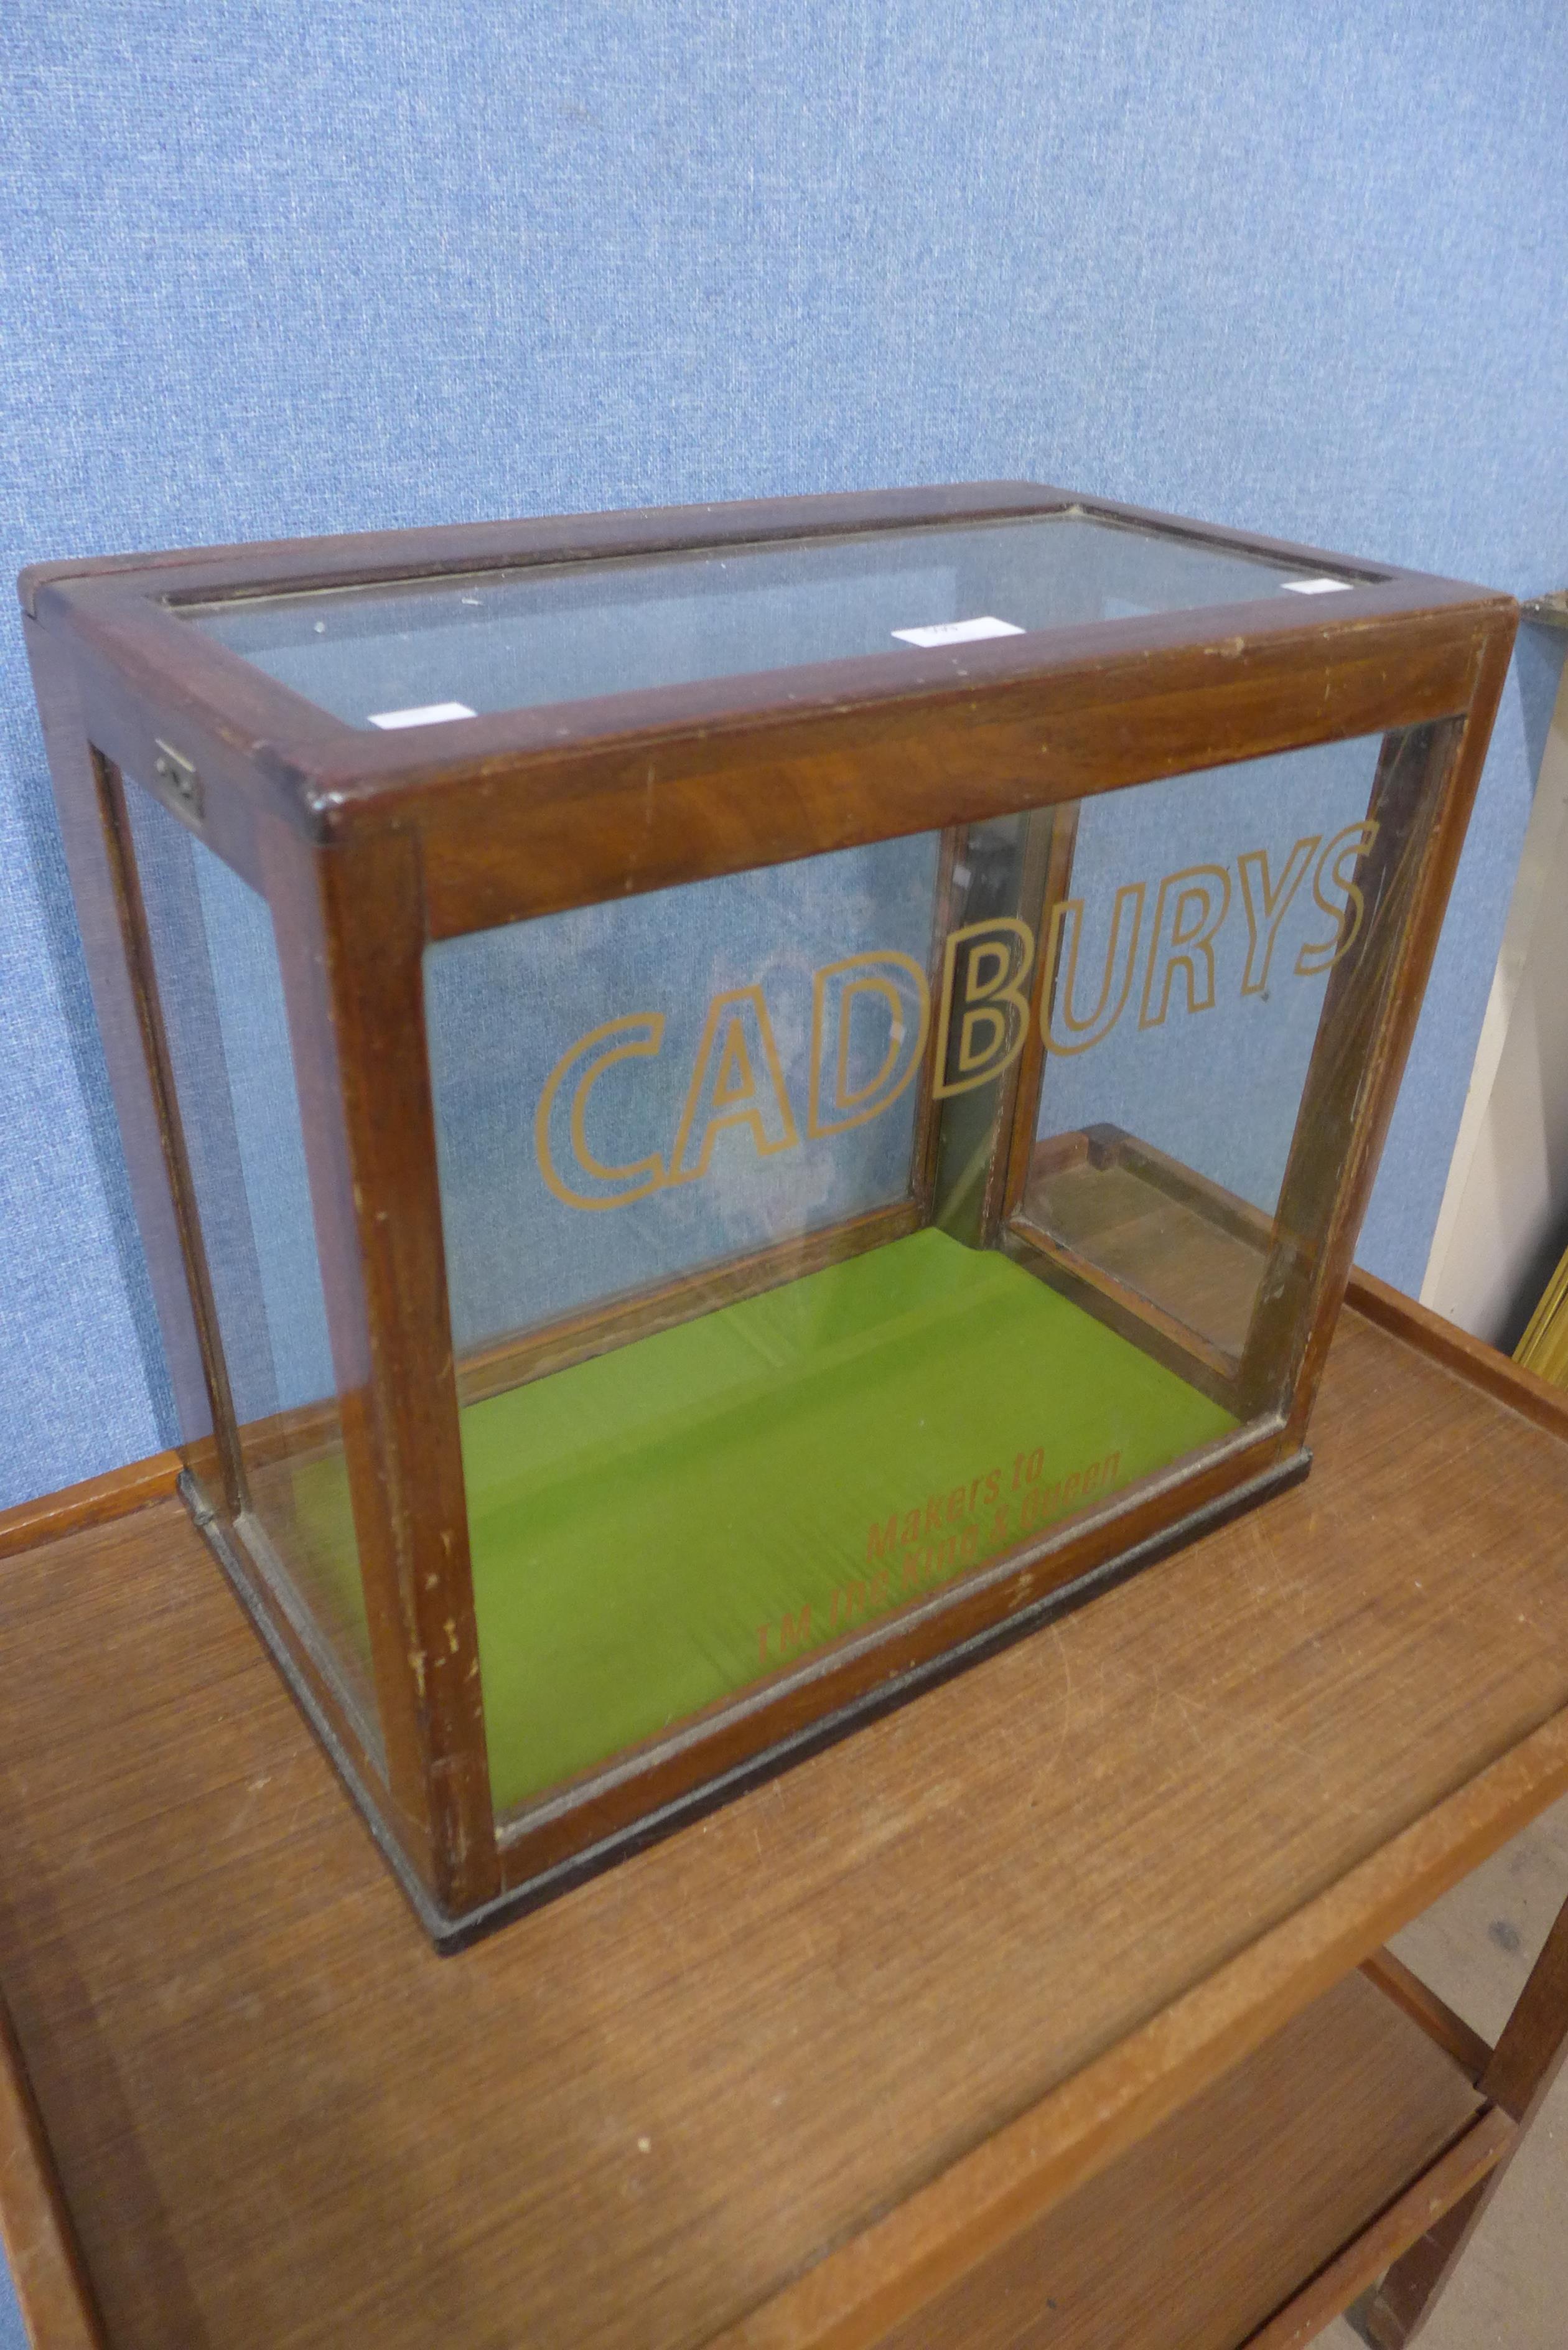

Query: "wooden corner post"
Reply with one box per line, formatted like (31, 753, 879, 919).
(261, 815, 499, 1918)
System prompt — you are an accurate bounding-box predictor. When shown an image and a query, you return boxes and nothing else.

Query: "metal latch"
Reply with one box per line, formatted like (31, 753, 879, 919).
(1523, 590, 1568, 634)
(152, 739, 203, 820)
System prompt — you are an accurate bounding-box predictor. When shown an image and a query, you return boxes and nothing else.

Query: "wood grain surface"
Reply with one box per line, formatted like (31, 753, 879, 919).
(874, 1969, 1486, 2350)
(1363, 1873, 1568, 2345)
(0, 1988, 106, 2349)
(0, 1451, 180, 1563)
(4, 1297, 1568, 2348)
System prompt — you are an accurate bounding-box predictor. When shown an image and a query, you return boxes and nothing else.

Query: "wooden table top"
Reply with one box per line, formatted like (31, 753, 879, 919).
(4, 1278, 1568, 2350)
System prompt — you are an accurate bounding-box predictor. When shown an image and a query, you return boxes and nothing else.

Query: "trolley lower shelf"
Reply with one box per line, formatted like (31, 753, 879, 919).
(2, 1270, 1568, 2349)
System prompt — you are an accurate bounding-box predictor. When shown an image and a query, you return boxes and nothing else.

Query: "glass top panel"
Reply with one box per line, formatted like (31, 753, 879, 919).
(179, 511, 1361, 730)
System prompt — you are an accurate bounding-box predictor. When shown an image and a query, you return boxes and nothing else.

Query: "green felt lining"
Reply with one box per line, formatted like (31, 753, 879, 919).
(284, 1229, 1234, 1810)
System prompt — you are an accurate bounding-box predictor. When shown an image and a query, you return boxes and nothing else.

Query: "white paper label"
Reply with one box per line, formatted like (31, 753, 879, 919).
(891, 616, 1025, 648)
(366, 701, 478, 729)
(1281, 578, 1353, 596)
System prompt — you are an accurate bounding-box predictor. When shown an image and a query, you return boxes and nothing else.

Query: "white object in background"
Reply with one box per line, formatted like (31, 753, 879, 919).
(892, 617, 1024, 647)
(1281, 577, 1354, 595)
(1422, 657, 1568, 1339)
(366, 701, 478, 729)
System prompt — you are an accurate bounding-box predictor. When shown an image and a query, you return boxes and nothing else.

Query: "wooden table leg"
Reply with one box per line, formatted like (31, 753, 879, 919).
(1360, 1889, 1568, 2346)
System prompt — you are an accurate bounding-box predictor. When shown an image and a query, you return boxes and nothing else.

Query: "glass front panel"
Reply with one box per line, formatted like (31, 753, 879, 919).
(121, 782, 380, 1760)
(179, 510, 1362, 728)
(396, 729, 1402, 1820)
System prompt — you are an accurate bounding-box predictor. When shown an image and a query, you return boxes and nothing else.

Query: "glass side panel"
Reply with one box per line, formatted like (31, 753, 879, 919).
(1024, 733, 1387, 1359)
(178, 510, 1362, 727)
(121, 782, 380, 1761)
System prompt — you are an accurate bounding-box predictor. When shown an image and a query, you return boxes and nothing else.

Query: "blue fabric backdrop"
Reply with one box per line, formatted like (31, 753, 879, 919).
(3, 0, 1567, 1511)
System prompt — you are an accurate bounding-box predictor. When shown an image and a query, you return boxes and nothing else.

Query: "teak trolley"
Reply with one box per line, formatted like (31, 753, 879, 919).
(4, 1278, 1568, 2349)
(21, 482, 1515, 1943)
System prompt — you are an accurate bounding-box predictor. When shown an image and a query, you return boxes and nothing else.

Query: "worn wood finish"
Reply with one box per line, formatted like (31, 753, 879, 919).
(873, 1970, 1488, 2350)
(1277, 619, 1514, 1446)
(0, 1987, 107, 2349)
(25, 495, 1502, 906)
(2, 1297, 1568, 2348)
(1348, 1265, 1568, 1444)
(378, 604, 1495, 940)
(261, 818, 498, 1914)
(0, 1449, 181, 1562)
(45, 594, 324, 880)
(1362, 1888, 1568, 2347)
(20, 477, 1434, 610)
(1238, 2111, 1513, 2350)
(1238, 725, 1458, 1422)
(21, 482, 1089, 611)
(19, 620, 217, 1474)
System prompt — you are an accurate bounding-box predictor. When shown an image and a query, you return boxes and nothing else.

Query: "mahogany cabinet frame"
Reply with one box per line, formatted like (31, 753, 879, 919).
(20, 481, 1518, 1944)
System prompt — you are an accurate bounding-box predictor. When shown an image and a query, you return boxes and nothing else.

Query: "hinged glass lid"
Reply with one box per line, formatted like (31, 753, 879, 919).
(175, 510, 1364, 731)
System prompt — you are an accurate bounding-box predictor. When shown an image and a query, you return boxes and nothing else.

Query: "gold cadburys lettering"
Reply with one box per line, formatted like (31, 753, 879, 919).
(535, 945, 931, 1210)
(1139, 863, 1232, 1028)
(1044, 882, 1145, 1055)
(1238, 836, 1318, 995)
(808, 950, 930, 1136)
(1295, 820, 1378, 976)
(668, 986, 799, 1182)
(931, 917, 1034, 1098)
(534, 825, 1378, 1210)
(534, 1013, 669, 1211)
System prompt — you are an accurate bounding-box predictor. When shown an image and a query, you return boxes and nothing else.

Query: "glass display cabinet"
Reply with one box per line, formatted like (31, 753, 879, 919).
(21, 483, 1516, 1946)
